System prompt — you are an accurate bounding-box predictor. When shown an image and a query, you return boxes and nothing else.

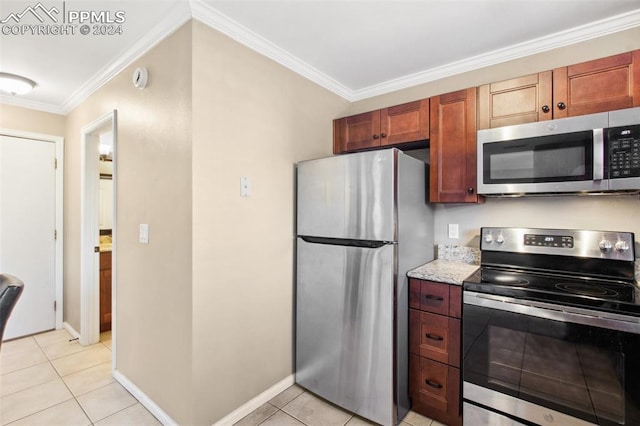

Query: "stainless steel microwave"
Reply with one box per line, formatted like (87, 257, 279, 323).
(477, 107, 640, 195)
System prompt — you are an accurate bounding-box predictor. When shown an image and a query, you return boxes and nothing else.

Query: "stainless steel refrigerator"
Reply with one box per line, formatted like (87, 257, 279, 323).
(295, 148, 434, 425)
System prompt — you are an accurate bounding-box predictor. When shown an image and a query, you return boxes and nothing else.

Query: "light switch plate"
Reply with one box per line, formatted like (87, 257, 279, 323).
(139, 224, 149, 244)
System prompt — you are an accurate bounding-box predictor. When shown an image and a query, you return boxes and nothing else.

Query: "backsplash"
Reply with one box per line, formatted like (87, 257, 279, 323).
(437, 244, 480, 265)
(433, 194, 640, 246)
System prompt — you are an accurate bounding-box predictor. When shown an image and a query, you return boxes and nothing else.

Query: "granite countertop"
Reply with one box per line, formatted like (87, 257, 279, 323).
(407, 246, 640, 285)
(407, 245, 480, 285)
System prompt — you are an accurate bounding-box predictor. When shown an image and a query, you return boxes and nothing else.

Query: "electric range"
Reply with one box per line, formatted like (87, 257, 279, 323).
(462, 227, 640, 426)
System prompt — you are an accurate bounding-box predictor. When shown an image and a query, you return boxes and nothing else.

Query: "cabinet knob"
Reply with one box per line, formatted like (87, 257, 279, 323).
(467, 187, 474, 194)
(372, 134, 379, 140)
(380, 132, 387, 138)
(541, 105, 550, 113)
(557, 102, 566, 110)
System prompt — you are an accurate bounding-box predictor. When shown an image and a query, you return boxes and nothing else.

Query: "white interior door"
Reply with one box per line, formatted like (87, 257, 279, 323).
(0, 135, 56, 340)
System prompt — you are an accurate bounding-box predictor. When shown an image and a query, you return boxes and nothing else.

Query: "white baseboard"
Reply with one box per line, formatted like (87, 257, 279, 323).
(213, 375, 295, 426)
(62, 322, 80, 340)
(113, 369, 178, 426)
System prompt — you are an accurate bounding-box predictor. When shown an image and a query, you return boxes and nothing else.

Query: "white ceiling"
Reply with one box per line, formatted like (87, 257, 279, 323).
(1, 0, 640, 115)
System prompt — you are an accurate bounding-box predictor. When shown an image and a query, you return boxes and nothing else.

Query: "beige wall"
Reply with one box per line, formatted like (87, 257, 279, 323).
(64, 23, 194, 423)
(0, 104, 65, 136)
(190, 20, 349, 424)
(434, 195, 640, 247)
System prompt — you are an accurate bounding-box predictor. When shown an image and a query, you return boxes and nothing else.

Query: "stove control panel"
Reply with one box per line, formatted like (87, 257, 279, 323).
(481, 227, 636, 261)
(524, 234, 573, 248)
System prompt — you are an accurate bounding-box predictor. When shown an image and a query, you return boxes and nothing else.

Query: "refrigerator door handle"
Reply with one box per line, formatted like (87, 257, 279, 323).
(299, 236, 395, 248)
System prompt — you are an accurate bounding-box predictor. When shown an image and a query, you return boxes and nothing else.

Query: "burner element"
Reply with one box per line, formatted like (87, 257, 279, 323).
(555, 283, 619, 298)
(482, 272, 530, 287)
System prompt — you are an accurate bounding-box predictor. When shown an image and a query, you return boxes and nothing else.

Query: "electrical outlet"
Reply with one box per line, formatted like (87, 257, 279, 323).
(240, 176, 250, 197)
(448, 224, 459, 239)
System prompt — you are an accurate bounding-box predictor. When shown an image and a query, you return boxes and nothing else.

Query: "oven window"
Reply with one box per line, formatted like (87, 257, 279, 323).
(463, 305, 640, 425)
(483, 131, 593, 183)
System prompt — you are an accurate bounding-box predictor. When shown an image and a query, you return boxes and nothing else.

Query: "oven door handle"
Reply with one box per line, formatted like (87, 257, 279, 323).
(464, 291, 640, 334)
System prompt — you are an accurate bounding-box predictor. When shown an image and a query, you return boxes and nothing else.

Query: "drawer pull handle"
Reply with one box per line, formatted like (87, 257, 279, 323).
(425, 379, 443, 389)
(426, 333, 443, 341)
(424, 295, 444, 301)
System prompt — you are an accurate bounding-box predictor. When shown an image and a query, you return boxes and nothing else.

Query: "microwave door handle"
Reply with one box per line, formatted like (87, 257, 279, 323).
(593, 128, 604, 181)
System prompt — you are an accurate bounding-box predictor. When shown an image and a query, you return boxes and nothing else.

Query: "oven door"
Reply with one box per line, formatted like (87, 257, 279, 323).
(463, 291, 640, 426)
(477, 112, 609, 195)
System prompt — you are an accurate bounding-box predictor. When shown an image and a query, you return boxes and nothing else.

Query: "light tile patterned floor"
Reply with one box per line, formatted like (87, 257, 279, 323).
(2, 329, 445, 426)
(233, 384, 446, 426)
(0, 329, 159, 426)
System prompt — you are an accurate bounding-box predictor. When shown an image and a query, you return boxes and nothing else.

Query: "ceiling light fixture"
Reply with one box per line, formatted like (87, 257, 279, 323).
(0, 72, 37, 95)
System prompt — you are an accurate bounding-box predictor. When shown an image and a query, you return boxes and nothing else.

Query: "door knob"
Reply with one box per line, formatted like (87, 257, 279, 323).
(557, 102, 566, 110)
(541, 105, 550, 113)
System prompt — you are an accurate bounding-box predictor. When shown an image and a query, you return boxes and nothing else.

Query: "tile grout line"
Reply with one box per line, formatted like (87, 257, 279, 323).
(34, 332, 96, 425)
(2, 332, 116, 426)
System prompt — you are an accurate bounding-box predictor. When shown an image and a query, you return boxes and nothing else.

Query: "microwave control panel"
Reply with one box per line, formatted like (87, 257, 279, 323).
(607, 124, 640, 179)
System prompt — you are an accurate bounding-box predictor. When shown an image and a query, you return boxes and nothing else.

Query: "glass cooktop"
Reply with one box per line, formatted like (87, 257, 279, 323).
(464, 267, 640, 317)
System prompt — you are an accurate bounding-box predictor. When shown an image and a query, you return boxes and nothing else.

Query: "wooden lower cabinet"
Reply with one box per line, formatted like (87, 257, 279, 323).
(100, 251, 112, 333)
(410, 355, 461, 426)
(409, 278, 462, 426)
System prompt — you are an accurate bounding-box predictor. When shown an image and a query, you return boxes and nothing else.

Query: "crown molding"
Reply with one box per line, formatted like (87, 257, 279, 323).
(350, 8, 640, 101)
(0, 94, 65, 115)
(190, 0, 353, 100)
(59, 2, 192, 114)
(4, 4, 640, 113)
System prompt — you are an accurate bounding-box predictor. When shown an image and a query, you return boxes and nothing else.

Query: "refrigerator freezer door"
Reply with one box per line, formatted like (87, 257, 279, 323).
(297, 149, 396, 242)
(296, 237, 395, 425)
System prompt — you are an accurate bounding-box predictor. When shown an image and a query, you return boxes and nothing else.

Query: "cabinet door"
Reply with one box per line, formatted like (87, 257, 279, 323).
(477, 72, 552, 129)
(430, 88, 480, 203)
(553, 50, 640, 118)
(333, 110, 381, 153)
(380, 99, 429, 146)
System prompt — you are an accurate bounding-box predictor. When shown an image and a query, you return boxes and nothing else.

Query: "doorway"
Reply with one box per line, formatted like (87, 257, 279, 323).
(80, 111, 116, 357)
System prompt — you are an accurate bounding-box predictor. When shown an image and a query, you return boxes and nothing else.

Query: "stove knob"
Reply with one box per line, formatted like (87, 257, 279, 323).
(598, 239, 612, 252)
(484, 234, 493, 244)
(495, 235, 505, 244)
(615, 240, 630, 252)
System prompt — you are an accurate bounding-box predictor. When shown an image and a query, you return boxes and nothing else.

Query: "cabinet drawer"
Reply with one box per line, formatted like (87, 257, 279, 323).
(409, 354, 460, 417)
(409, 309, 461, 367)
(409, 279, 449, 315)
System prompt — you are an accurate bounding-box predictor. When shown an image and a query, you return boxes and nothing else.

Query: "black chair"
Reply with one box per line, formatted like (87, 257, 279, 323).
(0, 274, 24, 350)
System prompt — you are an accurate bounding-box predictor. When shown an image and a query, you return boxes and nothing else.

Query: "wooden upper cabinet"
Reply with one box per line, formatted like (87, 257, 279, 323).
(333, 110, 381, 153)
(477, 71, 552, 129)
(430, 88, 480, 203)
(380, 99, 429, 146)
(333, 99, 429, 153)
(553, 50, 640, 118)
